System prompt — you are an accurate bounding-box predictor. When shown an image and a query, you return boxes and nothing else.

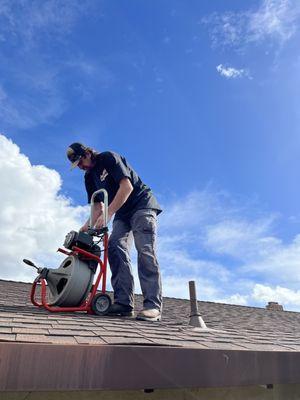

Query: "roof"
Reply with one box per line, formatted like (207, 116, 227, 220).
(0, 279, 300, 391)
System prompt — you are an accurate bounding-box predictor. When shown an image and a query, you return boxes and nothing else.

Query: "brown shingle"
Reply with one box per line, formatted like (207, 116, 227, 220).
(102, 336, 154, 345)
(16, 334, 51, 343)
(48, 329, 96, 336)
(0, 327, 12, 333)
(75, 336, 106, 345)
(12, 327, 49, 334)
(0, 333, 16, 341)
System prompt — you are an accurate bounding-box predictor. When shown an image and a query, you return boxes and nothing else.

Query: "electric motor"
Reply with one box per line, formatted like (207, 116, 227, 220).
(63, 230, 94, 251)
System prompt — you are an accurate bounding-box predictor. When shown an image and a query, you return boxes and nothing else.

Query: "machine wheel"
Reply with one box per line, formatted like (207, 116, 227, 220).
(91, 293, 112, 316)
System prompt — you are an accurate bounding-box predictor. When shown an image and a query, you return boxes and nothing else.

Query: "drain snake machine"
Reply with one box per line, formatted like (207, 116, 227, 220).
(23, 189, 112, 316)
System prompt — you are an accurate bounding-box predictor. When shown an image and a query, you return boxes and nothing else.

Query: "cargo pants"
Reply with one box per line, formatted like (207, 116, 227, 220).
(108, 209, 162, 311)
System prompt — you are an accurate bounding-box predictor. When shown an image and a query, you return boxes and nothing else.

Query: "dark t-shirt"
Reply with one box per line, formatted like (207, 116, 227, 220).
(84, 151, 162, 222)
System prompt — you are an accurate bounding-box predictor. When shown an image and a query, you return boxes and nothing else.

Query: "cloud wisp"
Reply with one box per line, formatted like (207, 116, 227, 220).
(203, 0, 300, 50)
(0, 0, 96, 49)
(0, 1, 112, 130)
(216, 64, 251, 79)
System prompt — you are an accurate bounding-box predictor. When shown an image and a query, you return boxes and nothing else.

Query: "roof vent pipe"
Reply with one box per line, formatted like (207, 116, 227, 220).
(188, 281, 207, 329)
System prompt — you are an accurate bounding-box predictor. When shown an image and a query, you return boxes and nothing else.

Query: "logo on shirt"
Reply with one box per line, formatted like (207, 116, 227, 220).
(100, 169, 108, 181)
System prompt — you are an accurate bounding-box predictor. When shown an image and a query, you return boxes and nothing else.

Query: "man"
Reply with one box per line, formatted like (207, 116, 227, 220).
(66, 142, 162, 321)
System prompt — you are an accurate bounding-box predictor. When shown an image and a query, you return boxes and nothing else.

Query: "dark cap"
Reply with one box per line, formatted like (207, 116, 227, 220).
(66, 142, 87, 169)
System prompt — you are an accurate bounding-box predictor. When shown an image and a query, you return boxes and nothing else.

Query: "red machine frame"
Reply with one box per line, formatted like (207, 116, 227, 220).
(30, 233, 108, 314)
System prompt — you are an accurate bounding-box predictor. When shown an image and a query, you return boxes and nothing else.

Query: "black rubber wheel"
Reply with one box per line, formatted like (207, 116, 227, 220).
(91, 293, 112, 316)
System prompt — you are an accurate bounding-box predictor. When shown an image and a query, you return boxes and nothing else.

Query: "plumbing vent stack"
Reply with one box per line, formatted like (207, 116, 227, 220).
(188, 280, 207, 329)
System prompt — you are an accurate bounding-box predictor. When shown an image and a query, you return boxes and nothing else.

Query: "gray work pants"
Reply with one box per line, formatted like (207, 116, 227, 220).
(108, 209, 162, 310)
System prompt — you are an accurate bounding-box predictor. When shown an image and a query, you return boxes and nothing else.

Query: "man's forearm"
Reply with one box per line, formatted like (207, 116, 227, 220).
(108, 178, 133, 218)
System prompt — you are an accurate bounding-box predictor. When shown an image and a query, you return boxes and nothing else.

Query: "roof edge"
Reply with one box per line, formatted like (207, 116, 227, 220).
(0, 343, 299, 391)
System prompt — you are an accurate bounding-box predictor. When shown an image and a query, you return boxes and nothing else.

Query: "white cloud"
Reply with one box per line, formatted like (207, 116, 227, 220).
(216, 64, 251, 79)
(242, 235, 300, 285)
(162, 275, 219, 300)
(0, 134, 88, 281)
(204, 218, 278, 261)
(158, 188, 300, 310)
(217, 294, 249, 306)
(157, 190, 258, 302)
(203, 0, 300, 49)
(252, 284, 300, 310)
(159, 235, 231, 283)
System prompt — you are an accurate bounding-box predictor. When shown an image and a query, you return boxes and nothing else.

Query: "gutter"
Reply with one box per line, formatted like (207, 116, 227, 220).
(0, 343, 299, 391)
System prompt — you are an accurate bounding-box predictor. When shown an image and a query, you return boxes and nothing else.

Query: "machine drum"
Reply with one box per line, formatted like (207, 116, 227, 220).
(46, 255, 94, 307)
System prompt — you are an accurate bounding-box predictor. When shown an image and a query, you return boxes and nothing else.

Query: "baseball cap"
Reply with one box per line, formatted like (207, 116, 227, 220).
(66, 142, 87, 169)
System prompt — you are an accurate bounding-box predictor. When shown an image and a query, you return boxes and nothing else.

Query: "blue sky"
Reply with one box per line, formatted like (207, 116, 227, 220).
(2, 0, 300, 309)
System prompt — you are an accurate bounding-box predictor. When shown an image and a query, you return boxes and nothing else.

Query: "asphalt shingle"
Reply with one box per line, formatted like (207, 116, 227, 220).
(0, 279, 299, 350)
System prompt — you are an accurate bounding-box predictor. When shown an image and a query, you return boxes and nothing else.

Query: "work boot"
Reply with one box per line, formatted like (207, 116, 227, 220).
(136, 308, 161, 322)
(107, 303, 134, 317)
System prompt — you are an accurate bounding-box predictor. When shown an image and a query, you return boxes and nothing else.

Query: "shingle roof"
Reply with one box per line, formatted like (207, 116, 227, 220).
(0, 279, 299, 350)
(1, 279, 300, 391)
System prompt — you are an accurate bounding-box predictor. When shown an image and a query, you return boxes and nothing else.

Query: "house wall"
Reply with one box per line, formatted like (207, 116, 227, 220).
(2, 384, 300, 400)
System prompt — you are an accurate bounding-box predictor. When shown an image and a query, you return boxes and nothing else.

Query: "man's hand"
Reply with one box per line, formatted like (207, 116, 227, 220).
(94, 215, 105, 229)
(79, 221, 89, 232)
(94, 212, 113, 229)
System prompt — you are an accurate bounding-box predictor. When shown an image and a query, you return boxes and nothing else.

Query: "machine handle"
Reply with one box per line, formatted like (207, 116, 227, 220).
(23, 259, 39, 271)
(90, 189, 108, 229)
